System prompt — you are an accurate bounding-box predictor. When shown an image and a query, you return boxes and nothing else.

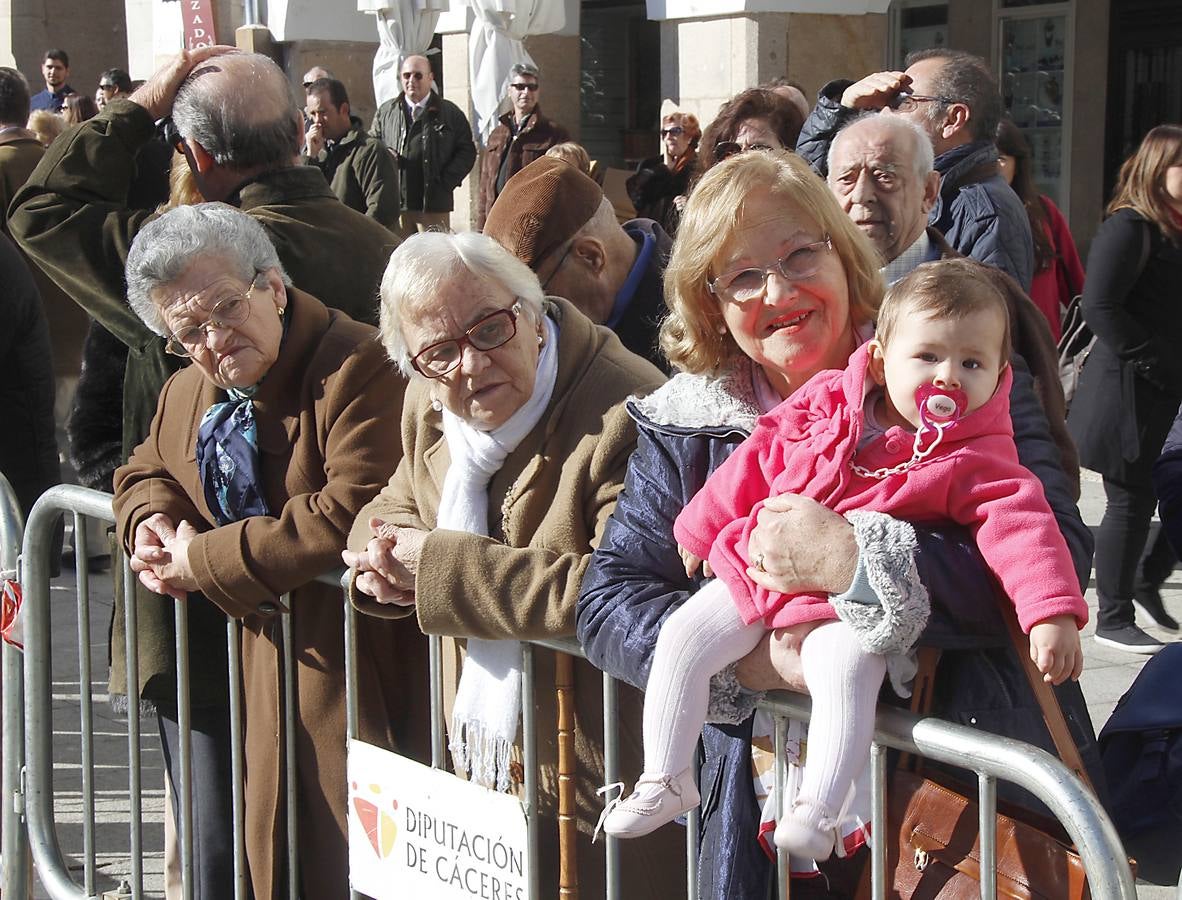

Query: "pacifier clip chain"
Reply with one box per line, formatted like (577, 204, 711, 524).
(851, 384, 967, 481)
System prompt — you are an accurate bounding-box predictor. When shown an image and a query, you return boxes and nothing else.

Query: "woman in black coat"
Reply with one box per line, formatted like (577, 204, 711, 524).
(1068, 124, 1182, 652)
(626, 111, 700, 236)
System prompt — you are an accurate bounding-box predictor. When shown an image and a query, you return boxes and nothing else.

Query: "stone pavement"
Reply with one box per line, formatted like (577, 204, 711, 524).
(20, 471, 1182, 897)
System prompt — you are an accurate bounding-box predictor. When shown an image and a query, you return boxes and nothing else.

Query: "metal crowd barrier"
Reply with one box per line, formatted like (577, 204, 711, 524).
(9, 484, 1138, 900)
(1, 472, 28, 898)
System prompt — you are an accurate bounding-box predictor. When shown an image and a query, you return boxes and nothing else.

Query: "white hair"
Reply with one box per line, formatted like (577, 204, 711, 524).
(125, 203, 289, 336)
(827, 112, 936, 182)
(379, 231, 546, 377)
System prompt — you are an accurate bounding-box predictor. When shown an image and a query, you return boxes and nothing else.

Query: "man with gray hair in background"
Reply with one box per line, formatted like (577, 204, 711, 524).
(10, 45, 400, 900)
(476, 61, 570, 229)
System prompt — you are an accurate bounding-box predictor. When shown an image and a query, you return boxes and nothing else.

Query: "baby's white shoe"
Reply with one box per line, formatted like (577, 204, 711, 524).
(598, 768, 700, 839)
(774, 798, 839, 860)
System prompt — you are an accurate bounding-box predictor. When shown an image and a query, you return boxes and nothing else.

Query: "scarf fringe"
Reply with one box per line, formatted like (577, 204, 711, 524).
(449, 716, 514, 793)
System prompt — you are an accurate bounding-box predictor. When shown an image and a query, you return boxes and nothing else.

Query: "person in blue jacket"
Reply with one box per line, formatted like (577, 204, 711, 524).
(576, 150, 1099, 899)
(795, 48, 1034, 292)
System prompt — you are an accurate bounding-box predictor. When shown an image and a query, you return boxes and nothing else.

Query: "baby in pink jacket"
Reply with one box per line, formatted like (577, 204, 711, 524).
(601, 259, 1087, 859)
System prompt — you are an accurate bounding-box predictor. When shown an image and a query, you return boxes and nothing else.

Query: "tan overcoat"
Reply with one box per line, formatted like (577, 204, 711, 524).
(114, 289, 429, 899)
(348, 298, 687, 898)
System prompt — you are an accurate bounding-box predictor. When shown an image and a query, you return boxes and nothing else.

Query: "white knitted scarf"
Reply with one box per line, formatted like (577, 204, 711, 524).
(441, 315, 558, 791)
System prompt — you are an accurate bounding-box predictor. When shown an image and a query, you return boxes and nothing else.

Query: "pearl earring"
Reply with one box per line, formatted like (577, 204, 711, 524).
(430, 398, 443, 412)
(537, 333, 544, 346)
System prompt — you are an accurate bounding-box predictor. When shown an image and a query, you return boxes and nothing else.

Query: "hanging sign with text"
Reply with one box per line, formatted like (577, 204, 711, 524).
(348, 740, 531, 900)
(183, 0, 217, 50)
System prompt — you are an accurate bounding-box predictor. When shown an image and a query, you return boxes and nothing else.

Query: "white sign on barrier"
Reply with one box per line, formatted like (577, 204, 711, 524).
(347, 740, 530, 900)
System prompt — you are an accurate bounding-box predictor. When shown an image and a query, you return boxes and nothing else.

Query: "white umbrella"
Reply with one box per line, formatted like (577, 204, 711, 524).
(359, 0, 450, 106)
(465, 0, 566, 144)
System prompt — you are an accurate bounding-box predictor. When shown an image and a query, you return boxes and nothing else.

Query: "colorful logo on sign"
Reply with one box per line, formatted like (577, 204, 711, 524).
(350, 781, 399, 859)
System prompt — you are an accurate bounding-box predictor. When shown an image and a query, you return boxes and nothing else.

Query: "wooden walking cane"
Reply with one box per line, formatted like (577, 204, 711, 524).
(556, 650, 579, 899)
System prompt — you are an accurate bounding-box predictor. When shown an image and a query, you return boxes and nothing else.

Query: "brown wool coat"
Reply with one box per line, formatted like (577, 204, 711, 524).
(114, 289, 429, 900)
(348, 298, 687, 898)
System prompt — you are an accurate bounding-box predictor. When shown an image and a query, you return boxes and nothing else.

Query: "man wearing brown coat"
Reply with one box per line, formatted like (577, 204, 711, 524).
(476, 62, 570, 229)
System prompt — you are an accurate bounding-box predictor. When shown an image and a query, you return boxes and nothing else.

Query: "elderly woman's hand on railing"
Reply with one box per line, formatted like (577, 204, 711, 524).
(341, 517, 423, 607)
(129, 512, 199, 601)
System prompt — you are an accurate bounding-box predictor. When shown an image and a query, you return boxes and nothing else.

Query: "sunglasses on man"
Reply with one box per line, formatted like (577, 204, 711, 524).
(510, 83, 539, 92)
(402, 71, 427, 81)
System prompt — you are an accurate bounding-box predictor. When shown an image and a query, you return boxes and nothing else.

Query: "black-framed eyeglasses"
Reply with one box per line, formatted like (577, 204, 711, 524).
(888, 91, 959, 113)
(707, 237, 833, 304)
(714, 140, 777, 163)
(402, 71, 426, 81)
(99, 82, 116, 91)
(156, 116, 184, 154)
(164, 278, 261, 357)
(510, 82, 539, 92)
(540, 243, 574, 293)
(660, 126, 685, 138)
(411, 302, 523, 378)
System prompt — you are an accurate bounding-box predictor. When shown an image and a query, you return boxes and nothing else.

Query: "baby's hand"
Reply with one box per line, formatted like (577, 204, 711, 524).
(677, 545, 712, 579)
(1029, 615, 1083, 685)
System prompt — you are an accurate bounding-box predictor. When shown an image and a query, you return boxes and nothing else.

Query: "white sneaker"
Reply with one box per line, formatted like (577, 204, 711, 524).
(774, 799, 840, 860)
(598, 768, 700, 839)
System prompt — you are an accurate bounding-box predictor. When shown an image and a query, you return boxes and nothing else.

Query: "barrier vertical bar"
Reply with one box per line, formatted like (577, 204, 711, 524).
(869, 742, 887, 900)
(226, 617, 248, 900)
(73, 512, 98, 896)
(429, 635, 445, 769)
(774, 715, 789, 899)
(977, 774, 997, 900)
(22, 486, 113, 898)
(685, 762, 699, 900)
(281, 604, 299, 900)
(343, 588, 362, 900)
(521, 644, 540, 899)
(122, 560, 144, 898)
(174, 598, 194, 900)
(601, 672, 620, 900)
(0, 472, 28, 900)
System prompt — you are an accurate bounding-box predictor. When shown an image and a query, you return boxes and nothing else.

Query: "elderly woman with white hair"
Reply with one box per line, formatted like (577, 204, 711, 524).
(112, 202, 426, 900)
(343, 230, 680, 897)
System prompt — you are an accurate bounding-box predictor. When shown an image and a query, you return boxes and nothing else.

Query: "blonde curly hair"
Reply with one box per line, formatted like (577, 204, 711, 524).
(661, 150, 883, 375)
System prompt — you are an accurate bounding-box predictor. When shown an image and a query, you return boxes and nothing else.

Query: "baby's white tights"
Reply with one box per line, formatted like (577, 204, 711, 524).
(642, 578, 764, 775)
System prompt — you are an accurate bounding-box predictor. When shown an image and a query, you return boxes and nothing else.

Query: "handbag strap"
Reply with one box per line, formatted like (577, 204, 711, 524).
(998, 598, 1095, 793)
(906, 616, 1092, 792)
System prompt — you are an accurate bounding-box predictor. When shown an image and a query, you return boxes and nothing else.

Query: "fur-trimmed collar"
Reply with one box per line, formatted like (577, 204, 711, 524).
(629, 357, 760, 434)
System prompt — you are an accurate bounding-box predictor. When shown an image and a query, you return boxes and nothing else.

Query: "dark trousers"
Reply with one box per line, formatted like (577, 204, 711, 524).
(1137, 523, 1178, 590)
(156, 701, 238, 900)
(1096, 475, 1159, 629)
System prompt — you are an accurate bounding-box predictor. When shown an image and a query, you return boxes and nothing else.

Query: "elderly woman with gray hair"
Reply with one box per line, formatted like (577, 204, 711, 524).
(112, 202, 425, 900)
(343, 230, 680, 897)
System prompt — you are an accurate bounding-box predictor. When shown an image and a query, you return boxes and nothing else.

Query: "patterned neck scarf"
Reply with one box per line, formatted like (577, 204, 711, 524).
(195, 384, 270, 526)
(194, 305, 289, 525)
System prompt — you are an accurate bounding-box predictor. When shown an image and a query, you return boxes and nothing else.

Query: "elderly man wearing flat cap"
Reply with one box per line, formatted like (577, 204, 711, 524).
(484, 156, 671, 371)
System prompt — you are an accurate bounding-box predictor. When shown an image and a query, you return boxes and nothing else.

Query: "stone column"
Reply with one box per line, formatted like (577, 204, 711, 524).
(523, 33, 582, 142)
(3, 0, 128, 100)
(441, 30, 477, 231)
(654, 2, 888, 126)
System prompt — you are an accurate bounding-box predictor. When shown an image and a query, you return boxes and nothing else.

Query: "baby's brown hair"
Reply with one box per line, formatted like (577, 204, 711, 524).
(876, 258, 1011, 363)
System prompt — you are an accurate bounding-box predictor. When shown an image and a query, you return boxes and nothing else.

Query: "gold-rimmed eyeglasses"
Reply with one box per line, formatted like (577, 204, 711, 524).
(707, 237, 833, 304)
(410, 302, 523, 378)
(164, 279, 260, 358)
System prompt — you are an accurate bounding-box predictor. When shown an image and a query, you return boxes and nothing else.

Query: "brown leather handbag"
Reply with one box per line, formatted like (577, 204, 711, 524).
(879, 606, 1105, 900)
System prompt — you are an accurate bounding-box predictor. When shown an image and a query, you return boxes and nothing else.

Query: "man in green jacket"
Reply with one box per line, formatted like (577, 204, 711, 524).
(9, 46, 402, 899)
(304, 77, 399, 229)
